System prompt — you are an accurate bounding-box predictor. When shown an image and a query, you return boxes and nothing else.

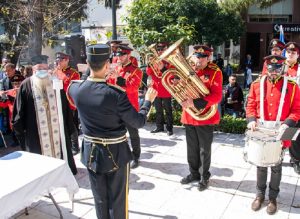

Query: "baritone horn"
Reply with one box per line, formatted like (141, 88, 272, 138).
(159, 38, 217, 121)
(146, 43, 163, 78)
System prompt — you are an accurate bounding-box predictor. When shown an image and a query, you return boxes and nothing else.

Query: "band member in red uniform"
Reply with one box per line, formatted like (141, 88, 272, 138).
(282, 42, 300, 174)
(108, 40, 122, 64)
(146, 42, 173, 135)
(55, 52, 81, 155)
(246, 55, 300, 215)
(180, 45, 222, 191)
(109, 45, 143, 169)
(261, 39, 285, 75)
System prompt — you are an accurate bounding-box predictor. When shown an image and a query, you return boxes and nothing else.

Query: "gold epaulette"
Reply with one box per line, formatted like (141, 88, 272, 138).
(70, 67, 79, 73)
(287, 79, 297, 85)
(253, 77, 261, 83)
(207, 62, 220, 71)
(107, 83, 126, 92)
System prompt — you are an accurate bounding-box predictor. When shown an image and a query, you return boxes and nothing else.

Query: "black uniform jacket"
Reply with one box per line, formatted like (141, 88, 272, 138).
(68, 78, 151, 173)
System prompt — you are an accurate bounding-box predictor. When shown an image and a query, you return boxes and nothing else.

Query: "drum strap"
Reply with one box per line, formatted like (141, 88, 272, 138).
(259, 75, 287, 127)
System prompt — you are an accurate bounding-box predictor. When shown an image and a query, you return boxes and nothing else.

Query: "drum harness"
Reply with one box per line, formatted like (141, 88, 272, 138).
(259, 75, 288, 129)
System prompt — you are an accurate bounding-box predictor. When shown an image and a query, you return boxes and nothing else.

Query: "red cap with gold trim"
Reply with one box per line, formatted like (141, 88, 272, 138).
(269, 39, 285, 50)
(264, 55, 286, 72)
(193, 45, 212, 57)
(115, 45, 133, 56)
(285, 42, 300, 53)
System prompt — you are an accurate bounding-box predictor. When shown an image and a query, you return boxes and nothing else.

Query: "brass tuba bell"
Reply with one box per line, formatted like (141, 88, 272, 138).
(159, 38, 218, 121)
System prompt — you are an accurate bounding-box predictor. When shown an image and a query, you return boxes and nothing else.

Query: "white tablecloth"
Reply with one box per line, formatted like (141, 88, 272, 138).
(0, 151, 79, 219)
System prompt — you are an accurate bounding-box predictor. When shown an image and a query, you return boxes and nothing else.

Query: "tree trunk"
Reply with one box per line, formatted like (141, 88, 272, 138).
(28, 0, 44, 58)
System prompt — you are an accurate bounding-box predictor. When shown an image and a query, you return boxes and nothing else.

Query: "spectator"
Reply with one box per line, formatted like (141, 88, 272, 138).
(216, 53, 226, 84)
(225, 63, 233, 78)
(244, 54, 253, 89)
(24, 65, 33, 78)
(18, 65, 25, 76)
(224, 74, 244, 118)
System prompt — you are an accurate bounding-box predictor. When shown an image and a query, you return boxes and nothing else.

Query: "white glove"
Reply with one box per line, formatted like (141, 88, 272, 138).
(247, 121, 257, 131)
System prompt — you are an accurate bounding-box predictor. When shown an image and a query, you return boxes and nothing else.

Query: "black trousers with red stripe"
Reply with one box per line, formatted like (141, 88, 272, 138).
(88, 164, 129, 219)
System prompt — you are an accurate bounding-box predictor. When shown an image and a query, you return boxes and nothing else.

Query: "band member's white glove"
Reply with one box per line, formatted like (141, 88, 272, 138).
(247, 121, 257, 131)
(278, 124, 289, 134)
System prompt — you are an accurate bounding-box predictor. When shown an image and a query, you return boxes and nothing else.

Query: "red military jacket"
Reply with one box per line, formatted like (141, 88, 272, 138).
(146, 60, 172, 98)
(60, 66, 80, 110)
(246, 76, 300, 147)
(181, 62, 223, 126)
(285, 62, 299, 77)
(114, 61, 142, 111)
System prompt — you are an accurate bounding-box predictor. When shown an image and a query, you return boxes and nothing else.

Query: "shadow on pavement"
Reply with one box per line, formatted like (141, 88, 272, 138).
(129, 210, 178, 219)
(141, 137, 177, 147)
(139, 160, 188, 178)
(129, 173, 155, 190)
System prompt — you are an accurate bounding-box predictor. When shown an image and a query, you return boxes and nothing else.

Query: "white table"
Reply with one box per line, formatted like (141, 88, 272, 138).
(0, 151, 79, 219)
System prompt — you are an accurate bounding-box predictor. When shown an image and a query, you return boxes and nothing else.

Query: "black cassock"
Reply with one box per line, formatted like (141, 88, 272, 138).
(12, 77, 77, 175)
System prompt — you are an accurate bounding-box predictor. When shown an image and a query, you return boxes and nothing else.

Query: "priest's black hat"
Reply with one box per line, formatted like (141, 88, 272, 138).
(86, 44, 110, 63)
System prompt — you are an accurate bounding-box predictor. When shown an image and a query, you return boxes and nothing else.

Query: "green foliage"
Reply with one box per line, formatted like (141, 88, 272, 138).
(220, 0, 281, 14)
(216, 115, 247, 134)
(148, 108, 247, 134)
(230, 63, 239, 73)
(0, 0, 87, 57)
(124, 0, 244, 47)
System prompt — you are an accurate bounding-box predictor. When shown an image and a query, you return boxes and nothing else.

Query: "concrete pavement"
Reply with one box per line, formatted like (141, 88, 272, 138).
(10, 123, 300, 219)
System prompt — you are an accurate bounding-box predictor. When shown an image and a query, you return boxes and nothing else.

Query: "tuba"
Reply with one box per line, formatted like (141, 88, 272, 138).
(159, 38, 217, 121)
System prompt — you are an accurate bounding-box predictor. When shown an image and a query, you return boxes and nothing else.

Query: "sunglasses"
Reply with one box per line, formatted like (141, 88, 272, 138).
(193, 53, 208, 58)
(116, 52, 127, 57)
(267, 66, 283, 73)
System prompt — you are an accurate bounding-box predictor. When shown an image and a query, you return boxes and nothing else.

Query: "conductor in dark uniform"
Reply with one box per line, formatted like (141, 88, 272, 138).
(67, 44, 157, 219)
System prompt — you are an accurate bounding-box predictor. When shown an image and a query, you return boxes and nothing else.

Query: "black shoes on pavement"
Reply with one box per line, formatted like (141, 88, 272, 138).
(150, 128, 164, 133)
(150, 128, 173, 136)
(181, 173, 210, 191)
(72, 147, 80, 155)
(180, 174, 200, 184)
(198, 179, 209, 191)
(167, 130, 173, 136)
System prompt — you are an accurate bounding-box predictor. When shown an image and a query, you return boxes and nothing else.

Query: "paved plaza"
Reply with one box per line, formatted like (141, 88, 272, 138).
(4, 123, 300, 219)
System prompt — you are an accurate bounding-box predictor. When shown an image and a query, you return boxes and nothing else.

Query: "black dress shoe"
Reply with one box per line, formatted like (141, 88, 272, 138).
(72, 148, 80, 155)
(130, 159, 139, 169)
(180, 174, 200, 184)
(167, 130, 173, 136)
(150, 128, 164, 133)
(198, 179, 209, 191)
(293, 162, 300, 174)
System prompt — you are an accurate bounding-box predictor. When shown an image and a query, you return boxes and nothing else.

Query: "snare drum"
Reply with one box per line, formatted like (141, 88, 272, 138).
(244, 128, 283, 167)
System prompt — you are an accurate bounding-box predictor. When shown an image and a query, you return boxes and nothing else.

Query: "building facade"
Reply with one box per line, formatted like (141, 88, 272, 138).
(241, 0, 300, 70)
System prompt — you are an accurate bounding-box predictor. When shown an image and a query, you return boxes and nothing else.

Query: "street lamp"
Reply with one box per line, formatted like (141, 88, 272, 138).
(112, 0, 117, 40)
